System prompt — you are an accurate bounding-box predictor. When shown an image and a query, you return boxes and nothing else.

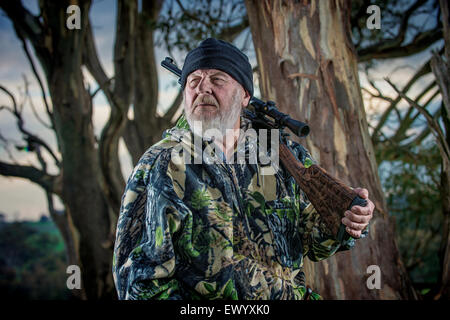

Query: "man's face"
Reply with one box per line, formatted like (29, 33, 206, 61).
(183, 69, 250, 137)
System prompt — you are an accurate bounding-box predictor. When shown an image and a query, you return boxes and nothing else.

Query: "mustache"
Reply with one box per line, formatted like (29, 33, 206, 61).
(193, 95, 219, 109)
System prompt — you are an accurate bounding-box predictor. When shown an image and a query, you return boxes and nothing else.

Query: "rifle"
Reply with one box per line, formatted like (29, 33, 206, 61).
(161, 57, 367, 241)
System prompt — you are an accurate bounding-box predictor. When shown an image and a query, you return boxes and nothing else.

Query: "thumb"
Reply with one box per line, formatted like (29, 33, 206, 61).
(354, 187, 369, 199)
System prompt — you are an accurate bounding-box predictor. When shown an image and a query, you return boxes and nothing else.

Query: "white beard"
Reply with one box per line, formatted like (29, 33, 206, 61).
(184, 91, 242, 140)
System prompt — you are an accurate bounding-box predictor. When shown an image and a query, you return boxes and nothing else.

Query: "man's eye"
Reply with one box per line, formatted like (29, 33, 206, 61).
(189, 78, 200, 86)
(212, 77, 224, 83)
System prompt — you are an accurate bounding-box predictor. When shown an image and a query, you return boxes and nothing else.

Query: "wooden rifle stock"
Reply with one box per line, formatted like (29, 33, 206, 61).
(279, 143, 367, 240)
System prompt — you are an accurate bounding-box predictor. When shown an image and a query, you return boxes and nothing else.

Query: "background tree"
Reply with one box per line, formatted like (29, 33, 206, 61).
(354, 0, 448, 298)
(0, 0, 248, 299)
(244, 0, 443, 299)
(0, 0, 120, 299)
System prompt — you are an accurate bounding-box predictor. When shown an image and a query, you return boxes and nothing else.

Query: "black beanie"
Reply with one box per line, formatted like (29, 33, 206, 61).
(180, 38, 253, 97)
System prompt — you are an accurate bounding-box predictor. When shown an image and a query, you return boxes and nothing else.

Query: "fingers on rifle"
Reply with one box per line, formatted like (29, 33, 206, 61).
(350, 205, 366, 215)
(345, 227, 361, 238)
(345, 211, 370, 224)
(350, 203, 373, 216)
(342, 217, 367, 231)
(351, 221, 366, 231)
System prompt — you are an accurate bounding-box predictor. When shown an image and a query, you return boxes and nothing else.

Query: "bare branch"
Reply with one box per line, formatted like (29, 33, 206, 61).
(218, 15, 249, 42)
(0, 130, 20, 164)
(22, 75, 52, 129)
(0, 85, 60, 167)
(430, 51, 450, 122)
(162, 89, 183, 123)
(19, 35, 53, 125)
(0, 0, 52, 76)
(83, 22, 118, 107)
(90, 77, 114, 99)
(385, 77, 450, 161)
(175, 0, 230, 26)
(371, 58, 432, 142)
(358, 29, 442, 62)
(395, 0, 428, 46)
(175, 0, 207, 25)
(392, 81, 438, 142)
(0, 160, 59, 195)
(96, 0, 138, 215)
(403, 105, 440, 149)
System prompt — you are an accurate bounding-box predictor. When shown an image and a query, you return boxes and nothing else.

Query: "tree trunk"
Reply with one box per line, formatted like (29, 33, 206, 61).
(49, 69, 115, 299)
(122, 0, 165, 165)
(1, 0, 116, 299)
(436, 157, 450, 299)
(433, 0, 450, 299)
(245, 0, 417, 299)
(43, 1, 116, 299)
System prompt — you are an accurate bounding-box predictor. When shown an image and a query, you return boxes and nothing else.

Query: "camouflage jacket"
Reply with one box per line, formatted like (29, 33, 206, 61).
(113, 116, 363, 300)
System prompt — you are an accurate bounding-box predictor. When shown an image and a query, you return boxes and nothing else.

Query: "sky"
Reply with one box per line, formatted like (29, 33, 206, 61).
(0, 0, 181, 220)
(0, 0, 442, 221)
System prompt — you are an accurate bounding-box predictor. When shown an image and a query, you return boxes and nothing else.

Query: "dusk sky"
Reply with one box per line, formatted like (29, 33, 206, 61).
(0, 1, 441, 221)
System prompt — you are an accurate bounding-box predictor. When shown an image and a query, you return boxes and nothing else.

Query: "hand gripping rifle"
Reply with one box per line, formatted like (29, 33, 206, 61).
(161, 57, 367, 241)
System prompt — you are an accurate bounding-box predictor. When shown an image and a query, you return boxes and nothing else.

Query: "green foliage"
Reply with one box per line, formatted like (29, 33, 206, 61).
(191, 188, 212, 210)
(175, 113, 190, 130)
(0, 218, 73, 300)
(213, 202, 232, 223)
(223, 278, 238, 299)
(380, 143, 442, 286)
(155, 226, 164, 247)
(249, 191, 266, 211)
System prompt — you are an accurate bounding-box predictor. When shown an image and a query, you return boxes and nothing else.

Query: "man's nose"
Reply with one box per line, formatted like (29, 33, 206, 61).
(196, 77, 213, 94)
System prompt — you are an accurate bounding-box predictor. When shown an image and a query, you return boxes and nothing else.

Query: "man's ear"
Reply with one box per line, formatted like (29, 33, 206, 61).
(242, 89, 251, 107)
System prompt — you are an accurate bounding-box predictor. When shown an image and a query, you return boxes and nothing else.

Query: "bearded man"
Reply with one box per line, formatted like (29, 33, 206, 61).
(112, 38, 374, 300)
